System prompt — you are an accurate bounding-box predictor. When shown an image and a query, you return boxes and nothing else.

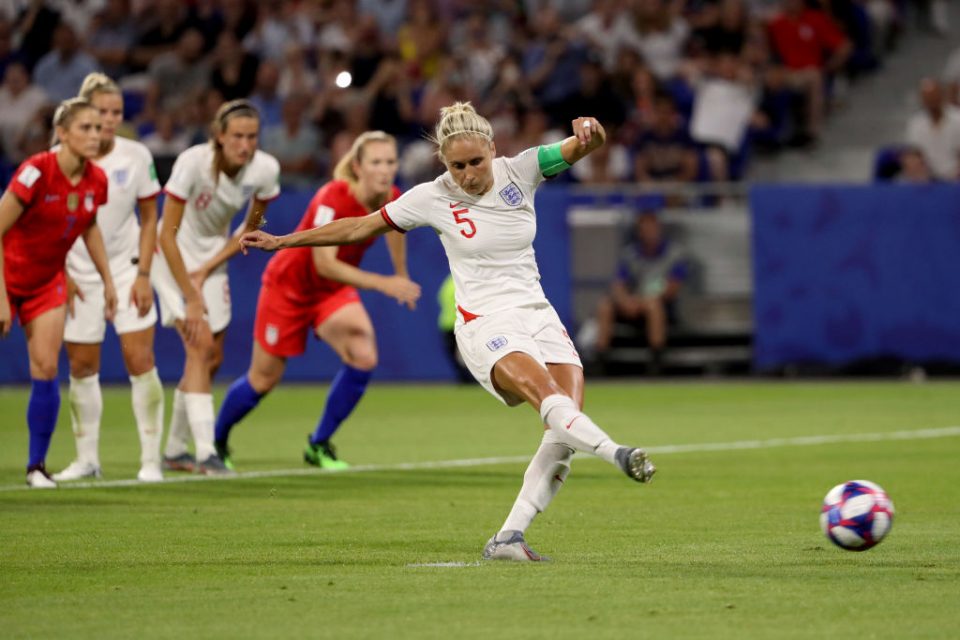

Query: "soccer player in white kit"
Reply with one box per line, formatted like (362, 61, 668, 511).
(240, 102, 656, 561)
(153, 99, 280, 475)
(55, 73, 165, 483)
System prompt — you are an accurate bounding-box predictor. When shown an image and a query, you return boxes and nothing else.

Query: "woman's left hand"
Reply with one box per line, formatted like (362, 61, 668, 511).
(574, 116, 606, 150)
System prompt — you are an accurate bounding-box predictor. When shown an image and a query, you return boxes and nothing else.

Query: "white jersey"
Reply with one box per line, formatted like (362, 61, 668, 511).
(382, 148, 548, 324)
(66, 137, 161, 281)
(162, 144, 281, 269)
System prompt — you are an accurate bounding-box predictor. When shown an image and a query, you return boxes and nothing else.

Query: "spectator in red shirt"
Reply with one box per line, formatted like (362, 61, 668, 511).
(0, 98, 115, 488)
(767, 0, 852, 144)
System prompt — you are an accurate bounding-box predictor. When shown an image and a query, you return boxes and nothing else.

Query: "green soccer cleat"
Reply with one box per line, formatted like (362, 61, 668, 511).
(303, 438, 350, 470)
(214, 440, 235, 471)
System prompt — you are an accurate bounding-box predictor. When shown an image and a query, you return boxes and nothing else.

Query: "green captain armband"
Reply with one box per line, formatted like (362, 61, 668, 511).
(537, 142, 570, 177)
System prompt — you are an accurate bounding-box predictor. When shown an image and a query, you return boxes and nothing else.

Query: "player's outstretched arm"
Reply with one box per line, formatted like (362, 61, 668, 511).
(240, 211, 391, 254)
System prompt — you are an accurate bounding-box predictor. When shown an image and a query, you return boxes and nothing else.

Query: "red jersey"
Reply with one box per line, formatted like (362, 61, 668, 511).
(767, 9, 847, 70)
(263, 180, 401, 302)
(3, 151, 108, 296)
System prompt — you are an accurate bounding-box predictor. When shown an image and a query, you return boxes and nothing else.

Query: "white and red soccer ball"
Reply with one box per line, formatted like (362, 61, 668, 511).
(820, 480, 894, 551)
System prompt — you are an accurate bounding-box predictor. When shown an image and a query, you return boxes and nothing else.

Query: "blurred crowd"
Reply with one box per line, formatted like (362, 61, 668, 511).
(0, 0, 953, 190)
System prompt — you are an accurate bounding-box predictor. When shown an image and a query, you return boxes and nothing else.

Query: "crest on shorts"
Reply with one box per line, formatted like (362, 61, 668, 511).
(265, 324, 279, 345)
(113, 169, 128, 186)
(486, 335, 509, 352)
(498, 182, 523, 207)
(84, 192, 95, 212)
(67, 192, 79, 212)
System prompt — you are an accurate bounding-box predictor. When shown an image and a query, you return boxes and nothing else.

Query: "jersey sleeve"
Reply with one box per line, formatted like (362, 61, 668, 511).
(8, 160, 43, 207)
(506, 147, 546, 188)
(379, 182, 435, 233)
(164, 147, 200, 202)
(255, 153, 281, 202)
(136, 145, 162, 200)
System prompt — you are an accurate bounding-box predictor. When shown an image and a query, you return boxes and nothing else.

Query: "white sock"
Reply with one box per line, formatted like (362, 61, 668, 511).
(184, 392, 216, 460)
(501, 429, 574, 534)
(164, 388, 191, 458)
(539, 394, 620, 464)
(130, 368, 164, 468)
(69, 374, 102, 466)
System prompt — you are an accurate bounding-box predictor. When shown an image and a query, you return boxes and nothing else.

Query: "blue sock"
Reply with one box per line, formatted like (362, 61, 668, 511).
(310, 365, 372, 445)
(27, 379, 61, 469)
(214, 376, 265, 444)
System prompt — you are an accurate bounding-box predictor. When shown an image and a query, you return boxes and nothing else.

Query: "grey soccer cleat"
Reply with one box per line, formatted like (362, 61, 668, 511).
(162, 452, 197, 473)
(197, 454, 235, 476)
(616, 447, 656, 483)
(482, 530, 549, 562)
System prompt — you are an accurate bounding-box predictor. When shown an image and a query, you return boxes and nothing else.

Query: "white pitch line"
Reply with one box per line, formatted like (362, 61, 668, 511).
(2, 426, 958, 493)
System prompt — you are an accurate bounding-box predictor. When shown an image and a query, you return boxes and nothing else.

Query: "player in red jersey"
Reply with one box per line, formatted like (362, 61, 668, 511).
(213, 131, 421, 469)
(0, 98, 115, 488)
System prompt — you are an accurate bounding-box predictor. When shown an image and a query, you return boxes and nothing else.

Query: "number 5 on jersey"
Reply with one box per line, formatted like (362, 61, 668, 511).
(451, 204, 476, 238)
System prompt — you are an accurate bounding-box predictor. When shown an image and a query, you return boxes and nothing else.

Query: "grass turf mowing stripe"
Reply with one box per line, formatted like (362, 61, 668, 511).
(2, 425, 958, 493)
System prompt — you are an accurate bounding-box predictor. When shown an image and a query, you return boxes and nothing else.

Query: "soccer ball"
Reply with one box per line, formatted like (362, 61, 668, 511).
(820, 480, 894, 551)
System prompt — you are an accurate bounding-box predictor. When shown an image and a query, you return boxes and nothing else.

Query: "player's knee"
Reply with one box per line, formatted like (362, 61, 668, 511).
(346, 350, 377, 371)
(124, 351, 155, 376)
(249, 367, 281, 393)
(69, 359, 99, 378)
(344, 337, 377, 371)
(32, 360, 59, 380)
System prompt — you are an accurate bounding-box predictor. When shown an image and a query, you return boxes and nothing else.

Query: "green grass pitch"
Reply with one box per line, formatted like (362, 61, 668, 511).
(1, 381, 958, 639)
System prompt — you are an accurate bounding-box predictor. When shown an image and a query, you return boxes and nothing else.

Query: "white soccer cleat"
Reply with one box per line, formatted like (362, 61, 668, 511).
(52, 460, 103, 482)
(26, 465, 58, 489)
(482, 530, 549, 562)
(137, 464, 164, 483)
(616, 447, 656, 483)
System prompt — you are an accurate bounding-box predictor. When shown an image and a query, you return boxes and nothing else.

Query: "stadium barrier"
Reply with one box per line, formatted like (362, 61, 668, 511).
(751, 183, 960, 371)
(3, 182, 959, 383)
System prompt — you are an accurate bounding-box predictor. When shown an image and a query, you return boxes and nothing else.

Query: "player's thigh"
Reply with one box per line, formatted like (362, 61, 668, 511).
(24, 305, 67, 379)
(316, 302, 377, 366)
(63, 278, 107, 344)
(118, 325, 156, 376)
(456, 307, 559, 407)
(491, 351, 567, 409)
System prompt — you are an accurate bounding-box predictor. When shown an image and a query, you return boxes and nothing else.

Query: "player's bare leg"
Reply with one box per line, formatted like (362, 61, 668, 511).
(119, 327, 164, 481)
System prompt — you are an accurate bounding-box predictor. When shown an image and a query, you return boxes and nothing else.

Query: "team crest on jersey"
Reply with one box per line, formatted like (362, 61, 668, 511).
(486, 335, 509, 352)
(84, 193, 95, 212)
(67, 192, 79, 212)
(499, 182, 523, 206)
(265, 324, 279, 345)
(242, 185, 254, 200)
(113, 169, 128, 186)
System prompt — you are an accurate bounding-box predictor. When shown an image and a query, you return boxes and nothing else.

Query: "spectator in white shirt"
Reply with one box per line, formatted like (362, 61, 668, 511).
(905, 78, 960, 181)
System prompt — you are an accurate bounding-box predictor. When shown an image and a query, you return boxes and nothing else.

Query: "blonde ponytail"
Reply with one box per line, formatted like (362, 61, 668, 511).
(429, 101, 493, 159)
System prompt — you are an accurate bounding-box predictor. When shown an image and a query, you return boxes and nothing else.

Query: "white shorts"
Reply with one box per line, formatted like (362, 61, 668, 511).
(151, 252, 231, 334)
(64, 262, 157, 343)
(455, 303, 582, 406)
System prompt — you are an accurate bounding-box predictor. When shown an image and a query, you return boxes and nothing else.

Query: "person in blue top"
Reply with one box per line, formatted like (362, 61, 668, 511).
(594, 210, 688, 373)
